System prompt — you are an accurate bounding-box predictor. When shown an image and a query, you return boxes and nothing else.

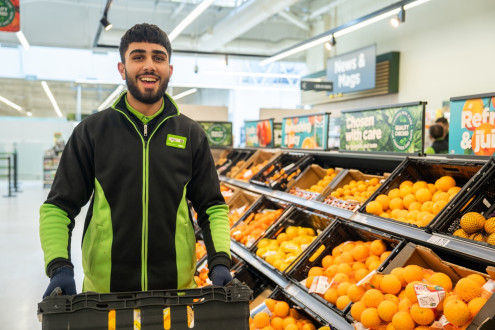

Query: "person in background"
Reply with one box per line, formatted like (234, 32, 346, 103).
(425, 124, 448, 154)
(39, 23, 232, 297)
(435, 117, 449, 151)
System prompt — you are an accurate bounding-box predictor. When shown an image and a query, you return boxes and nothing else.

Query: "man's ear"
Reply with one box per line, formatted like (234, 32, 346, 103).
(169, 65, 174, 78)
(118, 62, 126, 80)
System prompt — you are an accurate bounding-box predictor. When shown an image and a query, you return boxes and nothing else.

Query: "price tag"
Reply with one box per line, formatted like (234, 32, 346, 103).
(414, 283, 445, 308)
(309, 276, 330, 294)
(427, 236, 450, 247)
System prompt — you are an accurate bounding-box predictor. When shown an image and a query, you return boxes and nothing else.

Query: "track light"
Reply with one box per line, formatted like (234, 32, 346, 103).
(324, 34, 336, 51)
(391, 6, 406, 27)
(100, 16, 112, 31)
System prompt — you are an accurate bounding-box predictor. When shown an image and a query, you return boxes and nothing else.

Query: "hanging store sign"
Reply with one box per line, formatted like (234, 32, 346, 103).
(449, 93, 495, 156)
(0, 0, 20, 32)
(281, 113, 329, 150)
(300, 80, 333, 92)
(340, 102, 425, 154)
(327, 44, 376, 94)
(244, 119, 274, 147)
(198, 121, 233, 147)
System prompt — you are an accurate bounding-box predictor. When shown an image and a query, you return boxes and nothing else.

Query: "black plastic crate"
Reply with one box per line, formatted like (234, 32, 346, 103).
(430, 157, 495, 248)
(233, 263, 276, 300)
(251, 206, 336, 273)
(358, 157, 486, 231)
(249, 286, 326, 329)
(230, 195, 292, 249)
(249, 152, 314, 191)
(38, 281, 252, 330)
(217, 149, 255, 176)
(285, 219, 406, 316)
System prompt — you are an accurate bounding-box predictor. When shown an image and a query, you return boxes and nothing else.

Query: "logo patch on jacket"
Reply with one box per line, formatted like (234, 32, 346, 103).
(166, 134, 187, 149)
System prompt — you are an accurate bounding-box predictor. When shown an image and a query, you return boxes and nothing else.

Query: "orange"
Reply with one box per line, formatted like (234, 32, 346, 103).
(431, 200, 447, 214)
(270, 317, 284, 330)
(336, 295, 351, 310)
(366, 200, 384, 215)
(435, 176, 457, 192)
(334, 272, 350, 283)
(432, 191, 450, 203)
(388, 188, 401, 199)
(448, 186, 462, 196)
(301, 324, 316, 330)
(376, 194, 391, 211)
(289, 308, 300, 320)
(283, 323, 298, 330)
(368, 259, 382, 271)
(360, 307, 381, 329)
(466, 274, 486, 287)
(377, 300, 398, 322)
(392, 311, 415, 330)
(389, 197, 404, 210)
(444, 299, 471, 326)
(391, 267, 407, 287)
(405, 281, 422, 303)
(455, 278, 481, 302)
(467, 297, 487, 318)
(253, 312, 270, 328)
(273, 301, 290, 318)
(324, 288, 338, 305)
(370, 240, 387, 256)
(410, 303, 435, 325)
(408, 202, 422, 212)
(384, 293, 400, 305)
(308, 267, 324, 277)
(415, 188, 432, 203)
(347, 284, 366, 302)
(404, 265, 424, 283)
(403, 194, 417, 210)
(428, 272, 453, 292)
(265, 298, 276, 312)
(352, 244, 370, 261)
(412, 181, 428, 193)
(353, 261, 368, 271)
(355, 268, 370, 283)
(350, 301, 367, 322)
(321, 255, 334, 269)
(380, 274, 402, 294)
(400, 185, 414, 198)
(380, 251, 392, 263)
(362, 289, 385, 308)
(340, 251, 354, 264)
(398, 297, 413, 312)
(305, 276, 315, 289)
(337, 282, 352, 296)
(324, 265, 338, 279)
(400, 180, 414, 189)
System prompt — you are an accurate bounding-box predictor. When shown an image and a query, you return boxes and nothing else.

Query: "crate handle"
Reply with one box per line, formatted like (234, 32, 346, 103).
(441, 166, 460, 173)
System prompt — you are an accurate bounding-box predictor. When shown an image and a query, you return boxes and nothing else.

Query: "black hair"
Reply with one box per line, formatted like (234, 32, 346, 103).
(119, 23, 172, 63)
(429, 124, 444, 140)
(435, 117, 449, 126)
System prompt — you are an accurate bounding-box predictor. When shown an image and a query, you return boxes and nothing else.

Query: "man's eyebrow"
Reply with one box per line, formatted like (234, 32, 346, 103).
(128, 49, 168, 58)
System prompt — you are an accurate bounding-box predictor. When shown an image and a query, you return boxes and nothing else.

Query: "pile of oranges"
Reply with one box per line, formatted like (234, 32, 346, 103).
(327, 177, 383, 205)
(231, 208, 284, 247)
(196, 241, 206, 260)
(255, 226, 317, 272)
(235, 160, 270, 181)
(349, 264, 491, 329)
(365, 175, 461, 227)
(249, 298, 317, 330)
(307, 168, 338, 194)
(194, 266, 210, 287)
(220, 184, 235, 201)
(302, 239, 393, 312)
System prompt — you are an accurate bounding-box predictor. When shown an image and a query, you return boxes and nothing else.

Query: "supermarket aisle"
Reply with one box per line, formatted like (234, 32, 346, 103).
(0, 181, 86, 329)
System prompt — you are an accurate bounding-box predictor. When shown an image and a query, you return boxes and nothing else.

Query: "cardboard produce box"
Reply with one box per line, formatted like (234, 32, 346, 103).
(228, 149, 282, 181)
(227, 189, 261, 228)
(287, 164, 344, 200)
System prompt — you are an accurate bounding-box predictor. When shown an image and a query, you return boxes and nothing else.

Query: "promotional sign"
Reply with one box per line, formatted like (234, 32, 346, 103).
(0, 0, 20, 32)
(281, 113, 329, 150)
(198, 121, 233, 147)
(449, 93, 495, 156)
(327, 44, 376, 94)
(244, 119, 274, 147)
(274, 123, 282, 147)
(340, 102, 425, 154)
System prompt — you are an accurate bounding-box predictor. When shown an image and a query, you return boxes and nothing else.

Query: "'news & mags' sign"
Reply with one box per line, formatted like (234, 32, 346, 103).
(340, 102, 425, 154)
(449, 93, 495, 156)
(327, 45, 376, 94)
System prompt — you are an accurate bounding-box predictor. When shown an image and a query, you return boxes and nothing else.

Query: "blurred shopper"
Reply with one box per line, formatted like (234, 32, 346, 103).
(435, 117, 449, 151)
(40, 23, 232, 297)
(425, 124, 448, 154)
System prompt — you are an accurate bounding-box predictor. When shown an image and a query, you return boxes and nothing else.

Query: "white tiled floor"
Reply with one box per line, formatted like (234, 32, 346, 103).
(0, 180, 86, 329)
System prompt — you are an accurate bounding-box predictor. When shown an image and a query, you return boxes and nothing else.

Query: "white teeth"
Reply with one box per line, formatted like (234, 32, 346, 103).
(140, 77, 157, 82)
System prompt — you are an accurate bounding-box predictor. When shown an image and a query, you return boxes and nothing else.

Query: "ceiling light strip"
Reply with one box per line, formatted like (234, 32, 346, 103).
(260, 0, 431, 65)
(203, 71, 301, 79)
(16, 31, 30, 50)
(0, 95, 23, 112)
(173, 88, 198, 100)
(41, 81, 63, 118)
(169, 0, 215, 42)
(97, 85, 124, 111)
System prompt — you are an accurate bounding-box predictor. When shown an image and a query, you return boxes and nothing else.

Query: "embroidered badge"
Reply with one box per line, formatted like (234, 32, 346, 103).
(166, 134, 187, 149)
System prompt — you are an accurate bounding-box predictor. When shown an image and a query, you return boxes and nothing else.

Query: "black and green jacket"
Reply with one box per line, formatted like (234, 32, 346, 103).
(40, 92, 231, 293)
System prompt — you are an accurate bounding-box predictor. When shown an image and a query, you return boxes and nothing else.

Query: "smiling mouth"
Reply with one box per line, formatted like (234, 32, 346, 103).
(138, 76, 159, 87)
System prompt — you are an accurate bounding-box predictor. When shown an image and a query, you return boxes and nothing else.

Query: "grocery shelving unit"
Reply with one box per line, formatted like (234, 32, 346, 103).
(220, 149, 495, 329)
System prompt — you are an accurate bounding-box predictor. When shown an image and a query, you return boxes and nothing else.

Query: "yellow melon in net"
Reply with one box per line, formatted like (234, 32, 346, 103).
(453, 228, 469, 238)
(484, 217, 495, 234)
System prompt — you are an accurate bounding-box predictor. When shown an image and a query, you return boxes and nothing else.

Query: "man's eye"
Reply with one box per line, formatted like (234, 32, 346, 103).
(155, 56, 165, 61)
(132, 56, 143, 60)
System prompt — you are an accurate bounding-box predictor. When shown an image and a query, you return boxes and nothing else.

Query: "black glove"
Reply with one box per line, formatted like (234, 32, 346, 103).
(43, 266, 76, 298)
(210, 265, 232, 286)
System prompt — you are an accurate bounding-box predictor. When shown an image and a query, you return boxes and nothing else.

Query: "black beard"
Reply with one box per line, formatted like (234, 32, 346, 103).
(125, 70, 169, 104)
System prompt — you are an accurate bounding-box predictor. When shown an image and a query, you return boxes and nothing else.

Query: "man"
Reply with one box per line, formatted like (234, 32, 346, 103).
(435, 117, 449, 151)
(425, 124, 448, 154)
(40, 23, 232, 297)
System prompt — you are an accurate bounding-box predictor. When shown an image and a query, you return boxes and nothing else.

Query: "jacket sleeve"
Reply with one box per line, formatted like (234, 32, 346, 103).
(39, 125, 95, 276)
(186, 126, 231, 271)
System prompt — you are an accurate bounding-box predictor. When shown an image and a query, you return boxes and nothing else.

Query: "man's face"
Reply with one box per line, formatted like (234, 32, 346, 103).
(438, 122, 449, 137)
(118, 42, 173, 105)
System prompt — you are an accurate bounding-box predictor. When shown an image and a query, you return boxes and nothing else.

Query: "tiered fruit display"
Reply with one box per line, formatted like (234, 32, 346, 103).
(453, 211, 495, 245)
(302, 239, 393, 312)
(196, 241, 206, 260)
(325, 177, 383, 209)
(235, 160, 270, 181)
(255, 226, 318, 273)
(220, 184, 235, 201)
(349, 264, 493, 330)
(307, 168, 338, 194)
(249, 298, 318, 330)
(365, 176, 462, 227)
(229, 204, 249, 228)
(231, 208, 284, 247)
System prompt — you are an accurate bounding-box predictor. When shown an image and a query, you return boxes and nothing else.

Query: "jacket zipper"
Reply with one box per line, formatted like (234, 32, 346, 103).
(144, 124, 148, 137)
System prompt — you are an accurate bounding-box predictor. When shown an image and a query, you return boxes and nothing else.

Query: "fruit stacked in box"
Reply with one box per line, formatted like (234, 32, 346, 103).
(287, 164, 341, 200)
(249, 153, 314, 191)
(346, 243, 495, 330)
(431, 158, 495, 246)
(252, 207, 335, 274)
(217, 149, 254, 176)
(220, 182, 237, 201)
(227, 190, 261, 228)
(359, 158, 485, 228)
(322, 170, 388, 211)
(249, 287, 325, 330)
(230, 196, 291, 249)
(286, 219, 404, 316)
(230, 150, 282, 181)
